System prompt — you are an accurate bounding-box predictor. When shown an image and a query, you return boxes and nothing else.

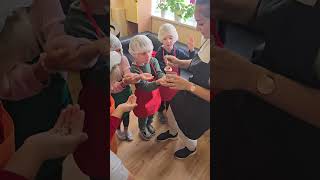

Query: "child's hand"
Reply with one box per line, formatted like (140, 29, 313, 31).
(187, 36, 195, 52)
(43, 36, 101, 71)
(44, 35, 90, 54)
(117, 95, 138, 113)
(123, 73, 141, 84)
(23, 104, 88, 160)
(140, 73, 154, 81)
(127, 94, 137, 105)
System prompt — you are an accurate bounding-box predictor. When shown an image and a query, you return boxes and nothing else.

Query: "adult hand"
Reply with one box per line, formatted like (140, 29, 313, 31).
(212, 47, 262, 91)
(164, 55, 181, 68)
(161, 74, 192, 90)
(155, 76, 168, 86)
(23, 104, 87, 161)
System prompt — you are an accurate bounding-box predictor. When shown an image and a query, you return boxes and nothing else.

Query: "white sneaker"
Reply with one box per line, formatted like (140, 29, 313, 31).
(116, 129, 126, 140)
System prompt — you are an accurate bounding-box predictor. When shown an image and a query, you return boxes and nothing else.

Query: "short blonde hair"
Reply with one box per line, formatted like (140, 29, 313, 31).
(128, 35, 154, 55)
(158, 23, 178, 43)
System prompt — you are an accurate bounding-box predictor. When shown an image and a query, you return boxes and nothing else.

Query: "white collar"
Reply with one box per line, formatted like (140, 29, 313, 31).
(198, 39, 210, 63)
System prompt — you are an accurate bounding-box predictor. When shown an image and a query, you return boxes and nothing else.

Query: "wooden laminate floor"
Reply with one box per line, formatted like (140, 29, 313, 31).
(117, 112, 211, 180)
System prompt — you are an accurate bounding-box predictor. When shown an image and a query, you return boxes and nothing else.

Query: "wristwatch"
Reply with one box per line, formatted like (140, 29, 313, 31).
(256, 74, 276, 95)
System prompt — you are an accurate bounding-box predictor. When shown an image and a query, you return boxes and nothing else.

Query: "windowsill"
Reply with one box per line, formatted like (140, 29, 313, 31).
(151, 12, 196, 30)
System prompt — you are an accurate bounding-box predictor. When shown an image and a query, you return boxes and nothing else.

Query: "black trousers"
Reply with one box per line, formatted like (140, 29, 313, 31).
(158, 101, 170, 112)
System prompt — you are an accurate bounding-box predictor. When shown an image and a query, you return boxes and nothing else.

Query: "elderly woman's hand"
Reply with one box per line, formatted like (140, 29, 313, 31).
(212, 47, 262, 91)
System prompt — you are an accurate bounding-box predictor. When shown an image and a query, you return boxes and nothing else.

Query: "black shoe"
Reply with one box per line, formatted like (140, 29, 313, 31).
(156, 130, 178, 142)
(174, 147, 197, 159)
(139, 128, 152, 141)
(147, 124, 156, 136)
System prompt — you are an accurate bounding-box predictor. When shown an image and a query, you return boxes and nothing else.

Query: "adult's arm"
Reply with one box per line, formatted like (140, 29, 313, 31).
(212, 47, 320, 128)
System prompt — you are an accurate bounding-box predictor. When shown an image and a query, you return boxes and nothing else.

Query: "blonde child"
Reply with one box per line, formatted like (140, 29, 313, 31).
(129, 35, 166, 140)
(155, 23, 195, 123)
(110, 33, 135, 141)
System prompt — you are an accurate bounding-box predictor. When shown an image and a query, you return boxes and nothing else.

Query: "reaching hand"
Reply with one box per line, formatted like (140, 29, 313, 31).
(122, 73, 141, 84)
(161, 74, 192, 90)
(44, 35, 90, 53)
(42, 35, 102, 71)
(164, 55, 181, 68)
(117, 95, 138, 113)
(156, 76, 168, 86)
(23, 104, 87, 160)
(140, 73, 154, 81)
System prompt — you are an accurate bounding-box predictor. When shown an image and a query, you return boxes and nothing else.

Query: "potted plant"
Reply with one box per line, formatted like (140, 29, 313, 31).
(167, 0, 184, 22)
(156, 0, 169, 17)
(182, 4, 195, 21)
(167, 0, 195, 22)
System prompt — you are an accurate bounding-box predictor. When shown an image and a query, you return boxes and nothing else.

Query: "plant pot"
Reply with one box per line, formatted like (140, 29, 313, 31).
(161, 10, 166, 17)
(174, 14, 182, 22)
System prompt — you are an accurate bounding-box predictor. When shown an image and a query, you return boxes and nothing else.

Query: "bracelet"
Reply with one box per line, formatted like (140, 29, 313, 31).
(188, 83, 196, 92)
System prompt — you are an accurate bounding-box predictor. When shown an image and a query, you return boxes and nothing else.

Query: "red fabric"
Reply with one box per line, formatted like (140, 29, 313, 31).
(134, 87, 161, 118)
(0, 119, 3, 143)
(0, 104, 15, 168)
(159, 86, 178, 102)
(0, 170, 27, 180)
(152, 51, 157, 58)
(110, 95, 115, 114)
(133, 64, 161, 118)
(110, 116, 121, 140)
(109, 96, 120, 140)
(73, 84, 107, 178)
